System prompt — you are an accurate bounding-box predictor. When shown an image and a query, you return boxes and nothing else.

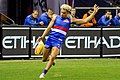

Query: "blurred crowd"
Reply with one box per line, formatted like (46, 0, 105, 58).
(24, 8, 120, 28)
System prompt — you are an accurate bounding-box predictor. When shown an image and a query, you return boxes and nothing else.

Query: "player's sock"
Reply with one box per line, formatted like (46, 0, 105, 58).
(43, 69, 48, 74)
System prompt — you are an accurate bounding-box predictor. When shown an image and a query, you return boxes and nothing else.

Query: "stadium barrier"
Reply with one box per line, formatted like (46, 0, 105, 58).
(0, 25, 2, 58)
(1, 25, 120, 58)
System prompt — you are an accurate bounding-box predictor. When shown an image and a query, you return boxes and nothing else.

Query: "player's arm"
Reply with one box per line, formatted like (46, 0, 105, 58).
(71, 4, 99, 24)
(37, 14, 56, 41)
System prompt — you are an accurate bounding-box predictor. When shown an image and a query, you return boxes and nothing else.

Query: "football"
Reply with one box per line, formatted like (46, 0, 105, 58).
(34, 41, 45, 55)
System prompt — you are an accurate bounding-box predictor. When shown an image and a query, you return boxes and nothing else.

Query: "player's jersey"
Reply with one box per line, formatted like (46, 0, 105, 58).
(49, 15, 71, 42)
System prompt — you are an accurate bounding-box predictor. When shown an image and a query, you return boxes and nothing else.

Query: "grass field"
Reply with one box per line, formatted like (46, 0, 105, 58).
(0, 58, 120, 80)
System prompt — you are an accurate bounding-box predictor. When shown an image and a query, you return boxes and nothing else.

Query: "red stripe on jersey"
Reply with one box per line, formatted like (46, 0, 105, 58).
(53, 26, 69, 32)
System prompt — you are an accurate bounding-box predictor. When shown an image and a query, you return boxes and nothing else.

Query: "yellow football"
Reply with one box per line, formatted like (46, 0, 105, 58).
(34, 41, 44, 55)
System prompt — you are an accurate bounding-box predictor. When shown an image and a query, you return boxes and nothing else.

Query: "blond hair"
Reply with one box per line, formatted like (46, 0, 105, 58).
(60, 4, 72, 13)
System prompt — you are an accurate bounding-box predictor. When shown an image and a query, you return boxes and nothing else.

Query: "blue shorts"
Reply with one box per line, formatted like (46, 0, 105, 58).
(45, 37, 63, 49)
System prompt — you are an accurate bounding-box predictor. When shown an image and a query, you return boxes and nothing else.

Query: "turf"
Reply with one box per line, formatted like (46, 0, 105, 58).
(0, 59, 120, 80)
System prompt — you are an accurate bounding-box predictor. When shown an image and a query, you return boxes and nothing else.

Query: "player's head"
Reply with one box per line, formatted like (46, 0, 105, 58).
(105, 10, 111, 18)
(47, 8, 54, 18)
(60, 4, 72, 18)
(32, 9, 39, 18)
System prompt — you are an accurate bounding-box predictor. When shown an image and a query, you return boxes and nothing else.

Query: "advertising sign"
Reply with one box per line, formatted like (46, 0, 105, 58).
(2, 27, 29, 57)
(62, 28, 101, 57)
(1, 27, 120, 58)
(102, 28, 120, 57)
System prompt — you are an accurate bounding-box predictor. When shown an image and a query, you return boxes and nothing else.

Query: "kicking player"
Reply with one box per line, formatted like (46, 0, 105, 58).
(37, 4, 99, 79)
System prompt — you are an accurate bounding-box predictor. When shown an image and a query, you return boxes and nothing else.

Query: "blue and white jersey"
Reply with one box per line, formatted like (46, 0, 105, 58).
(49, 15, 71, 42)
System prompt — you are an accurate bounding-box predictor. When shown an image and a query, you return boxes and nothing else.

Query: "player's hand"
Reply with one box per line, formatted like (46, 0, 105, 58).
(93, 4, 99, 13)
(36, 36, 42, 42)
(109, 15, 112, 19)
(39, 21, 44, 26)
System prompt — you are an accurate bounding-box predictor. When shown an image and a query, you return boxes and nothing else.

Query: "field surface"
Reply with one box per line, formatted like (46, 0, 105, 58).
(0, 59, 120, 80)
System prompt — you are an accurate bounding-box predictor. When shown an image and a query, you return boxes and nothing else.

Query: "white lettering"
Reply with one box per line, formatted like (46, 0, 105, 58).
(65, 36, 76, 48)
(88, 36, 97, 48)
(2, 36, 13, 49)
(2, 36, 120, 49)
(65, 36, 120, 49)
(2, 36, 36, 49)
(110, 36, 120, 48)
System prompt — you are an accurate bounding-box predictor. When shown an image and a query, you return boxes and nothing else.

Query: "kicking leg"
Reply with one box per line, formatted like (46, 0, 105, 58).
(39, 47, 59, 78)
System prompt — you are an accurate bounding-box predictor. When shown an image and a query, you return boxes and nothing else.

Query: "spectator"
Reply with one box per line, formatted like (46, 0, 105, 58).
(24, 9, 44, 27)
(112, 12, 120, 26)
(70, 8, 80, 27)
(98, 10, 112, 27)
(81, 9, 97, 27)
(38, 8, 54, 26)
(71, 8, 78, 18)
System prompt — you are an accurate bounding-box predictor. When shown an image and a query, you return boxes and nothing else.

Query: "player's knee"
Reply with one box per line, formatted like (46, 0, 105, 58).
(49, 56, 55, 61)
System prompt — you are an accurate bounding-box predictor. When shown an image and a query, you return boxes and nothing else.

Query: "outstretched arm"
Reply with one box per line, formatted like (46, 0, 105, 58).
(41, 14, 56, 39)
(37, 15, 56, 41)
(71, 4, 99, 24)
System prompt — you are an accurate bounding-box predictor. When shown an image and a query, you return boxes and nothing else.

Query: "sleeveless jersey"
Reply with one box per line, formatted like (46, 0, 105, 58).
(49, 15, 71, 42)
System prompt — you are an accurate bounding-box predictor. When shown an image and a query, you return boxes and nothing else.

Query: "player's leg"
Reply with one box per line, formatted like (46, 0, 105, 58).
(45, 47, 59, 70)
(39, 47, 59, 78)
(42, 47, 51, 62)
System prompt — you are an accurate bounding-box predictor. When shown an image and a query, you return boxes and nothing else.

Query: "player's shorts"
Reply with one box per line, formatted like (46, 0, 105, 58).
(45, 36, 63, 49)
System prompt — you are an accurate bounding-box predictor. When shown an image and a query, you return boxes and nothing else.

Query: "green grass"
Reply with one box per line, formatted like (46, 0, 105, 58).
(0, 59, 120, 80)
